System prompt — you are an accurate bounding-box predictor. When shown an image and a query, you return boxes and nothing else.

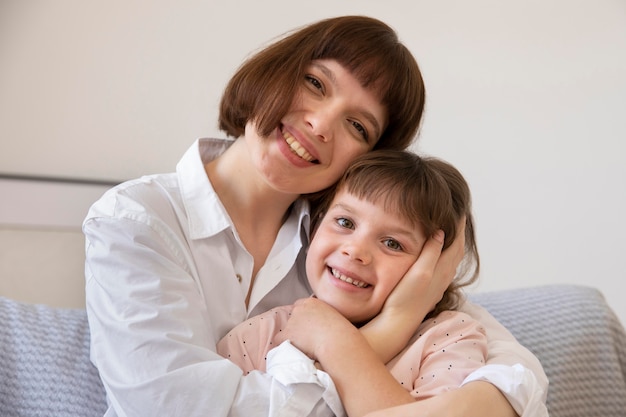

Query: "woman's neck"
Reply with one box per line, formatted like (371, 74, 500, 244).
(204, 138, 298, 294)
(205, 138, 297, 225)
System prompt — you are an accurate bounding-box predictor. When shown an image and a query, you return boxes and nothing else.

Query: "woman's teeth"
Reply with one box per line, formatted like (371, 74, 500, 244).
(283, 130, 315, 162)
(331, 268, 369, 288)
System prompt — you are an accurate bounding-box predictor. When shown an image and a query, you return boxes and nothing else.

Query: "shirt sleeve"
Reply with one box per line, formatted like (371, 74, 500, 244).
(85, 215, 239, 416)
(409, 311, 488, 399)
(458, 299, 549, 416)
(217, 309, 344, 417)
(84, 209, 331, 417)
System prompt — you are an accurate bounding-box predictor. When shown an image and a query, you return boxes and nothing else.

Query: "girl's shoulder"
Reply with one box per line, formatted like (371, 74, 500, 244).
(416, 310, 486, 340)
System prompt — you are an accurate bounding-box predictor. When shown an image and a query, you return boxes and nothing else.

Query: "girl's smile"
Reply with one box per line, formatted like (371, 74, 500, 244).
(306, 190, 427, 324)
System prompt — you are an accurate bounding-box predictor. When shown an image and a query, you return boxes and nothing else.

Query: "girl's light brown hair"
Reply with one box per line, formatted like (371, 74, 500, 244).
(219, 15, 425, 151)
(311, 150, 479, 316)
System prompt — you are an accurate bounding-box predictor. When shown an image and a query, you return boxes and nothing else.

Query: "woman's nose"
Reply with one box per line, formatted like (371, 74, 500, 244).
(306, 107, 336, 143)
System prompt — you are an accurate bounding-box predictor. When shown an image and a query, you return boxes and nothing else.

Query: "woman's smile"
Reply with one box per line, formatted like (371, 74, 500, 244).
(281, 126, 318, 164)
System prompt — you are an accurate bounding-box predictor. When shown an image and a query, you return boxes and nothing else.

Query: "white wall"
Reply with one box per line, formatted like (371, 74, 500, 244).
(1, 1, 625, 323)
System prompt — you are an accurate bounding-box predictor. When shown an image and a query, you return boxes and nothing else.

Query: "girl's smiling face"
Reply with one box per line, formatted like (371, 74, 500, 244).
(305, 189, 427, 324)
(245, 59, 388, 196)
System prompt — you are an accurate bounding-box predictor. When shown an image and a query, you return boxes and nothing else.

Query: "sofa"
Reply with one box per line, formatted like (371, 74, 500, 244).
(1, 284, 625, 417)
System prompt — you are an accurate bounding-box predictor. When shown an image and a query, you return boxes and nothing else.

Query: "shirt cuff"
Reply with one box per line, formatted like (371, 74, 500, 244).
(462, 363, 549, 417)
(266, 340, 320, 385)
(266, 341, 346, 417)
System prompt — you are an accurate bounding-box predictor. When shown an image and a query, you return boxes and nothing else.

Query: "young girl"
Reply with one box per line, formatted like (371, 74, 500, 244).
(217, 150, 500, 416)
(83, 15, 547, 417)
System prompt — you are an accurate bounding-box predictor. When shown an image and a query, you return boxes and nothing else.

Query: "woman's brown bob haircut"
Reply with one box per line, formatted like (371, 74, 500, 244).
(311, 150, 480, 316)
(219, 15, 425, 150)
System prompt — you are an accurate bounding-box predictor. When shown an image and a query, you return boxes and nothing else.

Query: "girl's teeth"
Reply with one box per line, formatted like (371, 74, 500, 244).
(331, 268, 369, 288)
(283, 131, 315, 162)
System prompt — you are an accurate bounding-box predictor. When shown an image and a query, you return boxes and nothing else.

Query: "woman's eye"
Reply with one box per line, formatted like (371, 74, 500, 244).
(350, 120, 369, 141)
(305, 75, 323, 92)
(336, 217, 354, 229)
(383, 239, 402, 251)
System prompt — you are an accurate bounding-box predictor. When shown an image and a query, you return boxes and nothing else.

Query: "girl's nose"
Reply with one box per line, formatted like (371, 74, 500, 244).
(341, 240, 372, 265)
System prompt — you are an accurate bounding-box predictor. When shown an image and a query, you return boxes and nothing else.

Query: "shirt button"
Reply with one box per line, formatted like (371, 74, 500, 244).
(236, 274, 242, 283)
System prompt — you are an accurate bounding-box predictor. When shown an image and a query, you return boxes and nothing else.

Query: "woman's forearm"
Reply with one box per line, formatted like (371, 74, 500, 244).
(362, 381, 518, 417)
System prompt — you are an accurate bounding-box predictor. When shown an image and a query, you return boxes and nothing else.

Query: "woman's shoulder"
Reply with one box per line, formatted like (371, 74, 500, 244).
(85, 172, 182, 223)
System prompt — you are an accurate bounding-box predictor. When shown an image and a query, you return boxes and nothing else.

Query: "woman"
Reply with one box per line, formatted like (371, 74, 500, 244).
(83, 15, 547, 416)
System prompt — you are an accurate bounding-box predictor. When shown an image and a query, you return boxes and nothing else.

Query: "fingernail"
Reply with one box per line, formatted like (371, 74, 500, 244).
(433, 230, 444, 243)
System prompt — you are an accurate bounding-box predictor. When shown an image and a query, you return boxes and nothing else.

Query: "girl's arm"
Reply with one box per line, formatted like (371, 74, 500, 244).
(360, 216, 549, 416)
(277, 228, 464, 416)
(278, 297, 415, 416)
(360, 302, 548, 417)
(283, 218, 548, 416)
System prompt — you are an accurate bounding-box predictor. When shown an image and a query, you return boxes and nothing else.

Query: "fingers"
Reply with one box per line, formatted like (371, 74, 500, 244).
(382, 229, 446, 313)
(277, 297, 354, 360)
(440, 215, 467, 277)
(406, 229, 445, 280)
(417, 214, 466, 281)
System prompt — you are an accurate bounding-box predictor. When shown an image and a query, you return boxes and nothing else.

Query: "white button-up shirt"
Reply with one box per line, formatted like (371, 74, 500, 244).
(84, 138, 547, 417)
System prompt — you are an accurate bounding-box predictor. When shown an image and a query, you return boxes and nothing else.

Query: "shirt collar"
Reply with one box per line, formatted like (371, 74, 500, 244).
(177, 138, 311, 241)
(177, 138, 234, 239)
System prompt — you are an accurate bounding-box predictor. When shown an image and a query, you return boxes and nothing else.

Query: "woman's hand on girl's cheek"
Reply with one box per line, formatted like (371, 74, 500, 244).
(273, 297, 356, 361)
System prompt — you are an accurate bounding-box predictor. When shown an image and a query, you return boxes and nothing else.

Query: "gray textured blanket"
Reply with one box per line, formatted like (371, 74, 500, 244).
(0, 297, 106, 416)
(1, 284, 625, 416)
(470, 284, 626, 416)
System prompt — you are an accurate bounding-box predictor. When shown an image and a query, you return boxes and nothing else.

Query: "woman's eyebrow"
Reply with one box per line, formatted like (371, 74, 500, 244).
(313, 62, 337, 85)
(312, 62, 382, 140)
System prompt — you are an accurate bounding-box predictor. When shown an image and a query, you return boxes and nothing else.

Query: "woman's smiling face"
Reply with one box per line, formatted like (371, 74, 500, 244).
(305, 189, 427, 324)
(245, 59, 388, 196)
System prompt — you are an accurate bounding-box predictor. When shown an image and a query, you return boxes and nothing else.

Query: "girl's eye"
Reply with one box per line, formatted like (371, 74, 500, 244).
(336, 217, 354, 229)
(383, 239, 403, 251)
(350, 120, 369, 141)
(305, 75, 323, 92)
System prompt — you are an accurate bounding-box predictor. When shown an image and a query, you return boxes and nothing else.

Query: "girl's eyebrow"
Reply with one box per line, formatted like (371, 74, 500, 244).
(329, 202, 355, 213)
(312, 62, 382, 140)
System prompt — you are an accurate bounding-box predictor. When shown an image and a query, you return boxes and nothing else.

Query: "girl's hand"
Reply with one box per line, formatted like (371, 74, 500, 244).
(273, 296, 356, 361)
(275, 298, 416, 416)
(361, 217, 466, 362)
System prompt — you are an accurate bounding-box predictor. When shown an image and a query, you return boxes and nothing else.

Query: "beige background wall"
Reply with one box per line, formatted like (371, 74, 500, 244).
(1, 0, 625, 324)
